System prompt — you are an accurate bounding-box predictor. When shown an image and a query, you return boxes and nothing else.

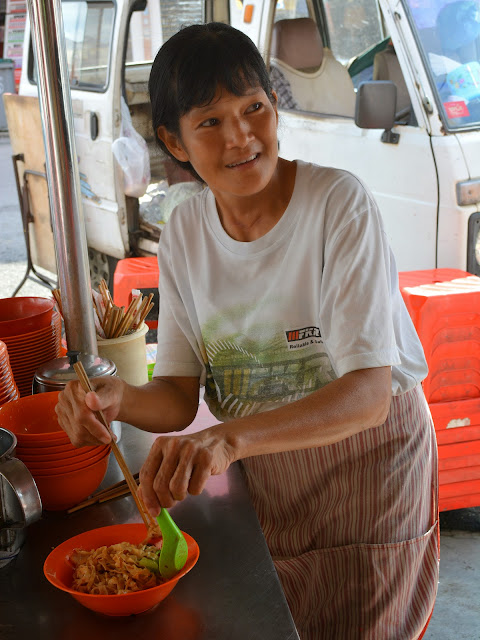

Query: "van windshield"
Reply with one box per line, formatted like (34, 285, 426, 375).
(405, 0, 480, 130)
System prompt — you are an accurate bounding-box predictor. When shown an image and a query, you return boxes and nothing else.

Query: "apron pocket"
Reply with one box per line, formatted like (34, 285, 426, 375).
(274, 521, 439, 640)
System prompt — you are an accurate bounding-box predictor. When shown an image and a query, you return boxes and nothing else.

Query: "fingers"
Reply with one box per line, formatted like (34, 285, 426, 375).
(139, 432, 232, 514)
(55, 377, 120, 447)
(139, 438, 202, 513)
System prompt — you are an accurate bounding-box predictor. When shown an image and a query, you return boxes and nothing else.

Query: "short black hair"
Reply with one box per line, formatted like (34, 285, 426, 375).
(149, 22, 274, 180)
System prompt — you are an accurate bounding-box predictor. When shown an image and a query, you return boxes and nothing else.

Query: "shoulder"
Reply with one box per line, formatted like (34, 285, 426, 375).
(295, 160, 374, 205)
(294, 160, 381, 234)
(159, 185, 208, 248)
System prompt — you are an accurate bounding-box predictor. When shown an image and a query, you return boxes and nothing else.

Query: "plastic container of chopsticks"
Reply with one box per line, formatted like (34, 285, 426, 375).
(96, 323, 149, 386)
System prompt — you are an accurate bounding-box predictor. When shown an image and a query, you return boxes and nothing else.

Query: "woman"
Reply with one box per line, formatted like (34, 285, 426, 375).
(56, 23, 438, 639)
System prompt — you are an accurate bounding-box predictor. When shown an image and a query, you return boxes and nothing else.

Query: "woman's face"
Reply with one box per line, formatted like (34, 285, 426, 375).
(161, 85, 279, 200)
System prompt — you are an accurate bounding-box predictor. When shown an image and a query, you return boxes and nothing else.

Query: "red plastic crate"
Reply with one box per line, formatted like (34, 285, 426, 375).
(429, 398, 480, 445)
(400, 269, 480, 511)
(399, 269, 480, 403)
(439, 492, 480, 511)
(113, 257, 159, 329)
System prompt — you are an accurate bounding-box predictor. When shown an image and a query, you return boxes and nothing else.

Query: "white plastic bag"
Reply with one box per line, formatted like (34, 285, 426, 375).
(112, 97, 151, 197)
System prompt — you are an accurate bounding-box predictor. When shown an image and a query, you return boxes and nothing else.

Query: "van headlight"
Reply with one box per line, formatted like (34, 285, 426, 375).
(457, 178, 480, 206)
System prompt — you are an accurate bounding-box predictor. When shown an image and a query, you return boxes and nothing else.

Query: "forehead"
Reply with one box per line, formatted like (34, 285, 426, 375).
(186, 85, 265, 114)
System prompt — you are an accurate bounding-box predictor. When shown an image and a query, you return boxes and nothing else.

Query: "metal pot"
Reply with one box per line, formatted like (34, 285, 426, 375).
(0, 428, 42, 568)
(32, 350, 117, 394)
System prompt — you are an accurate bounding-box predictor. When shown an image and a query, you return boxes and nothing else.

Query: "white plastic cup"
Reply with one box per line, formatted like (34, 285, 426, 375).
(97, 323, 149, 387)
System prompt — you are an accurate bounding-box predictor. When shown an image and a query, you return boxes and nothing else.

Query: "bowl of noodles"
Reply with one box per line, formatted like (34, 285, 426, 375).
(43, 523, 200, 616)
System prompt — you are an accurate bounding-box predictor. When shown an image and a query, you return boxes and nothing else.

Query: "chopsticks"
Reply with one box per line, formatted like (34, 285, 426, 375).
(72, 361, 157, 532)
(95, 280, 154, 339)
(67, 474, 139, 513)
(52, 288, 63, 318)
(54, 280, 155, 340)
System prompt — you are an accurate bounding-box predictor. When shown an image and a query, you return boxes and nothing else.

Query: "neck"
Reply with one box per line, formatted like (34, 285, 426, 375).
(214, 159, 296, 242)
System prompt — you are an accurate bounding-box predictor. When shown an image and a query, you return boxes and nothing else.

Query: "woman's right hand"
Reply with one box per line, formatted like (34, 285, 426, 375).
(55, 376, 125, 447)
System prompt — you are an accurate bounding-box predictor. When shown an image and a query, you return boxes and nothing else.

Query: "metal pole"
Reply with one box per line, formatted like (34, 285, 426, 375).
(25, 0, 97, 355)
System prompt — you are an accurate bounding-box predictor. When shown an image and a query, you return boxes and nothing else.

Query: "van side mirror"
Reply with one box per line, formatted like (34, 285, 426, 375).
(355, 81, 399, 143)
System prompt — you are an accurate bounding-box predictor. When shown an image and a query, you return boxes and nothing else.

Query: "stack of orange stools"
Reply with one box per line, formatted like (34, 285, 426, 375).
(399, 268, 480, 511)
(113, 257, 159, 330)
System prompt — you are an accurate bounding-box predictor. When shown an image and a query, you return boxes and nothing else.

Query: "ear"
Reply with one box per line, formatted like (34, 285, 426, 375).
(156, 125, 189, 162)
(271, 90, 279, 124)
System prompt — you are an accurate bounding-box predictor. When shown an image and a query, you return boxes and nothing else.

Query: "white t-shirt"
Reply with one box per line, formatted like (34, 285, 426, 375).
(153, 160, 428, 422)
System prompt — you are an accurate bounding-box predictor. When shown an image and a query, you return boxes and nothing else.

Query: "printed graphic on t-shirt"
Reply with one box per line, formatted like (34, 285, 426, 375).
(202, 321, 336, 420)
(285, 326, 323, 351)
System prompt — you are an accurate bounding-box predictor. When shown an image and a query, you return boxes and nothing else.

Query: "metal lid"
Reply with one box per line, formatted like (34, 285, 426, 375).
(33, 350, 117, 389)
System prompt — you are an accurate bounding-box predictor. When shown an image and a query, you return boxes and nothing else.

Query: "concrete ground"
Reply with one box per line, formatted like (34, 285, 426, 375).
(1, 133, 479, 638)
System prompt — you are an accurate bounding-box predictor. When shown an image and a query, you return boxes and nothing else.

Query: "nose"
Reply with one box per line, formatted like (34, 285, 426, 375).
(225, 116, 253, 149)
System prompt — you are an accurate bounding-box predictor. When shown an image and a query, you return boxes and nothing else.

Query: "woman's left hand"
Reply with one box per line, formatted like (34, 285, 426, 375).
(138, 427, 236, 513)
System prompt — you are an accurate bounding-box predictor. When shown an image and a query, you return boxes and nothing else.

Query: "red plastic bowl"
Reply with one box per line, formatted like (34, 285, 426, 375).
(0, 297, 54, 338)
(16, 443, 105, 463)
(0, 391, 67, 442)
(15, 439, 82, 453)
(25, 446, 110, 475)
(43, 523, 200, 616)
(33, 452, 110, 511)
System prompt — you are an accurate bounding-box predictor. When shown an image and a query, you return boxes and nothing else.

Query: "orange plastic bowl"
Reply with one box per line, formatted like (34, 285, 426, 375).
(22, 445, 110, 474)
(33, 451, 110, 511)
(0, 391, 67, 442)
(0, 297, 55, 338)
(16, 443, 105, 463)
(15, 438, 77, 452)
(43, 523, 200, 616)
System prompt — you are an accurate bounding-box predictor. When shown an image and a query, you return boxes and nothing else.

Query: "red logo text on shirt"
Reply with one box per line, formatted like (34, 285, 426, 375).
(285, 326, 323, 351)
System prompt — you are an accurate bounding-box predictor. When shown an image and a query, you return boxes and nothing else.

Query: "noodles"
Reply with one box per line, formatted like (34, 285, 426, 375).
(70, 542, 164, 595)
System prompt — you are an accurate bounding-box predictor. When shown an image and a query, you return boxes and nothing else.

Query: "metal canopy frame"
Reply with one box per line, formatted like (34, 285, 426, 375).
(10, 153, 57, 297)
(25, 0, 97, 355)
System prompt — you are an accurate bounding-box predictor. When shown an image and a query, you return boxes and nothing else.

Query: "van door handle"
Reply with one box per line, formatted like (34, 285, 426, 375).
(90, 112, 99, 140)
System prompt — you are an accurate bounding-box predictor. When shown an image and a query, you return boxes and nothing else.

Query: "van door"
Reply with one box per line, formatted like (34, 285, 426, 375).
(260, 0, 439, 271)
(19, 0, 215, 285)
(19, 0, 126, 285)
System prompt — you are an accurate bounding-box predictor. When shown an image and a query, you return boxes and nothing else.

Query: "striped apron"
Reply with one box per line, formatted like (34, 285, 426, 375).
(241, 385, 439, 639)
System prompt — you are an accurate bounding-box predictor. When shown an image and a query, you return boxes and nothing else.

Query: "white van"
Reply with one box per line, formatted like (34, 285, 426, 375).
(13, 0, 480, 285)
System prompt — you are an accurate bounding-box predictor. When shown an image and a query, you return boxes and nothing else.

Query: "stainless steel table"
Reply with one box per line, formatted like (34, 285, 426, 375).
(0, 422, 300, 640)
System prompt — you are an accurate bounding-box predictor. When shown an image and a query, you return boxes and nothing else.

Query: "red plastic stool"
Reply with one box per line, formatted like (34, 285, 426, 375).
(113, 257, 159, 329)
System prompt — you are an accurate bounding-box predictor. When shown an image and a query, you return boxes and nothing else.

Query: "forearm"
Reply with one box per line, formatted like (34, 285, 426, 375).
(117, 376, 199, 433)
(218, 367, 392, 461)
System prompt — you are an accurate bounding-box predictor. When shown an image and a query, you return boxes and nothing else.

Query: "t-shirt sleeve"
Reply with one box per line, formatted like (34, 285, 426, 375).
(153, 226, 204, 381)
(319, 180, 402, 378)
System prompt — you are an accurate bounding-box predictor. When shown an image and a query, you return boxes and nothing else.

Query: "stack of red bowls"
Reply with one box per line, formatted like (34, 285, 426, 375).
(0, 391, 110, 511)
(0, 340, 20, 407)
(0, 297, 62, 397)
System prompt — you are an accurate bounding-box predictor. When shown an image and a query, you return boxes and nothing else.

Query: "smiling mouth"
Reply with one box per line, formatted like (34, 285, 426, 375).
(226, 154, 258, 168)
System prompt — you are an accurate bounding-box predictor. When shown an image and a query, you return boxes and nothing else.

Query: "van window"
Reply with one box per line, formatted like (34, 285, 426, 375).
(324, 0, 384, 64)
(125, 0, 204, 65)
(274, 0, 310, 21)
(30, 0, 115, 91)
(268, 1, 356, 117)
(405, 0, 480, 130)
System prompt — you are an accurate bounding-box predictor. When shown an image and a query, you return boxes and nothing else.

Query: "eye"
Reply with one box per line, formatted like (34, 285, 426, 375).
(200, 117, 219, 128)
(246, 101, 263, 113)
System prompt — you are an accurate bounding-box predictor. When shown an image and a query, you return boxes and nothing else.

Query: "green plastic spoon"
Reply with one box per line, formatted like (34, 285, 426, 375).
(156, 508, 189, 580)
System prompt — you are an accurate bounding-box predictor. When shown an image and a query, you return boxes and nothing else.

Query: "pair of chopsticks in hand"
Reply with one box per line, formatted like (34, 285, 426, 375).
(73, 361, 158, 535)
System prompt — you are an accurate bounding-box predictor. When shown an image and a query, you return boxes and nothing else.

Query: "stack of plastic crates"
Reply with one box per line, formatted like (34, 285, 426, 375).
(399, 268, 480, 511)
(113, 257, 159, 331)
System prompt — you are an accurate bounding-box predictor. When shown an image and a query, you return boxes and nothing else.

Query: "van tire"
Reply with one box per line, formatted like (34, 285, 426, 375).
(88, 248, 118, 294)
